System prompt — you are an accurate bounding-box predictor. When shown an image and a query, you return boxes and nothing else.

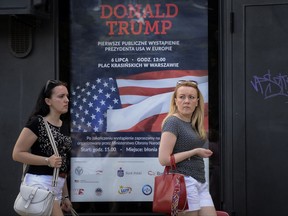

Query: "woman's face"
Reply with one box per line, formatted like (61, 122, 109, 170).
(46, 85, 69, 114)
(175, 86, 198, 117)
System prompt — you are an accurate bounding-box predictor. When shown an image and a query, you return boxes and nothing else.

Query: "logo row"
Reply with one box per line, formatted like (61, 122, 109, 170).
(74, 166, 163, 177)
(73, 184, 153, 197)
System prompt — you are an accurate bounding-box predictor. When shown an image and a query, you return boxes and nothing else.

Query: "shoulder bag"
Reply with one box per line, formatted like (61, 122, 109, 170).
(152, 155, 188, 216)
(14, 118, 59, 216)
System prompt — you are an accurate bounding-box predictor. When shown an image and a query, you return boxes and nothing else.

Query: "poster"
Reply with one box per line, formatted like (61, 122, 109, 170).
(70, 0, 208, 202)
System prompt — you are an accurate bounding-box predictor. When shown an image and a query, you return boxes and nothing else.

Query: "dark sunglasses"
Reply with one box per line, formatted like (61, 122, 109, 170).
(176, 80, 198, 86)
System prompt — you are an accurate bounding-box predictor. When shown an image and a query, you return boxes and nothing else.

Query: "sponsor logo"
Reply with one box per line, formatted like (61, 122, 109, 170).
(148, 171, 156, 175)
(117, 167, 124, 177)
(142, 184, 152, 195)
(75, 166, 83, 175)
(125, 171, 142, 175)
(73, 188, 84, 195)
(156, 171, 163, 176)
(95, 188, 103, 196)
(118, 185, 132, 194)
(148, 170, 163, 176)
(95, 170, 103, 175)
(117, 167, 143, 177)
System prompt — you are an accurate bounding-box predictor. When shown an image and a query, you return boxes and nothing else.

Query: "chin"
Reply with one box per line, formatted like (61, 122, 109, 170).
(61, 109, 68, 114)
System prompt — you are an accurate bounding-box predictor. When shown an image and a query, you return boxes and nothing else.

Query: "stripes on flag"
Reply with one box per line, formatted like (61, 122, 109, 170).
(107, 70, 208, 132)
(70, 70, 208, 133)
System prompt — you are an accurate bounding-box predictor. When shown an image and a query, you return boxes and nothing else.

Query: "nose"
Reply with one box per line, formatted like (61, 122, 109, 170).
(184, 97, 190, 103)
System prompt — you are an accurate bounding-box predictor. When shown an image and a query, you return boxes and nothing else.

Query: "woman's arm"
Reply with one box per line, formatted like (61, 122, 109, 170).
(12, 127, 61, 167)
(158, 131, 177, 166)
(12, 128, 46, 165)
(61, 179, 72, 212)
(158, 131, 213, 166)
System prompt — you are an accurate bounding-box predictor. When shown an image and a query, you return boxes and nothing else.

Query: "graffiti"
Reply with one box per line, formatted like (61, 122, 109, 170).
(251, 71, 288, 100)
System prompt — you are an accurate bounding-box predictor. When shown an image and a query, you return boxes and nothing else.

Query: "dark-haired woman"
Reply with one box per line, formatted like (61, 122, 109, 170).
(12, 80, 73, 216)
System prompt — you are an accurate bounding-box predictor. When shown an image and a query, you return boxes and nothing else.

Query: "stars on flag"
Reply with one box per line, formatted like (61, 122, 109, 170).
(70, 77, 121, 132)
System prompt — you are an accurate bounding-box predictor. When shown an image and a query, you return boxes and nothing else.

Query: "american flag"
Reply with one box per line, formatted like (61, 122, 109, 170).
(70, 70, 208, 132)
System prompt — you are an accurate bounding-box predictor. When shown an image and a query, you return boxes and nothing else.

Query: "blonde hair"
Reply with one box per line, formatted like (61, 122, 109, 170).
(162, 81, 206, 139)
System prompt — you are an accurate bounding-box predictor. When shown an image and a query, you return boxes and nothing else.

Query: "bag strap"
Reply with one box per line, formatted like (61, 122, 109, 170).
(43, 118, 60, 187)
(20, 117, 60, 187)
(170, 154, 180, 216)
(71, 207, 79, 216)
(24, 186, 38, 208)
(163, 154, 177, 174)
(171, 175, 181, 216)
(20, 164, 27, 182)
(170, 154, 176, 170)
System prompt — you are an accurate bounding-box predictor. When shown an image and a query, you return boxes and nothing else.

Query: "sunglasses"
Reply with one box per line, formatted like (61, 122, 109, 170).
(44, 80, 60, 92)
(176, 80, 198, 86)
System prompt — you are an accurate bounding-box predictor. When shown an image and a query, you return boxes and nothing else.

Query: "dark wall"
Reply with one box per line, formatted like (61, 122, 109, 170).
(245, 4, 288, 215)
(0, 1, 59, 215)
(221, 0, 288, 215)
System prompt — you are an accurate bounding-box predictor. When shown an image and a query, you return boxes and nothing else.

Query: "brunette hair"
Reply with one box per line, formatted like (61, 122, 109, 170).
(28, 80, 67, 121)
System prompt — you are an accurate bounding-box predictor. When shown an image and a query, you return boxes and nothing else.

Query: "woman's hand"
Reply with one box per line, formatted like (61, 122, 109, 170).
(61, 197, 72, 212)
(195, 148, 213, 158)
(47, 154, 62, 168)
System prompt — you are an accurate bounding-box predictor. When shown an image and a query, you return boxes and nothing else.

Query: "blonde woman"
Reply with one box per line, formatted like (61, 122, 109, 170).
(158, 80, 216, 216)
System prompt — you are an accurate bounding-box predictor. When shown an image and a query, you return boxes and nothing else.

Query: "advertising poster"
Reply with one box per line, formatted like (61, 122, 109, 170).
(70, 0, 208, 202)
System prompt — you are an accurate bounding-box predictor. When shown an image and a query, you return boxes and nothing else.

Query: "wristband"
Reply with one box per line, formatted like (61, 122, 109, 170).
(45, 158, 51, 167)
